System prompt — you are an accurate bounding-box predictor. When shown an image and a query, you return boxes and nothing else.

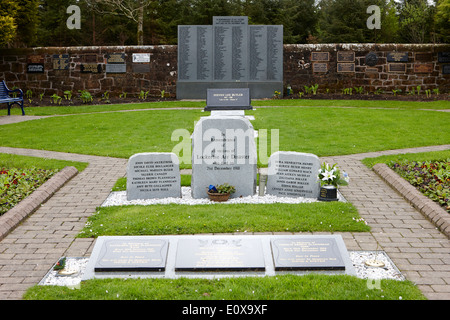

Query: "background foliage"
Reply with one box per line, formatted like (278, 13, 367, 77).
(1, 0, 448, 47)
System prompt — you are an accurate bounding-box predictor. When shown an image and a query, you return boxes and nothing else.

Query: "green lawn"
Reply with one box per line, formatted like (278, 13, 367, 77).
(78, 202, 369, 237)
(1, 106, 449, 166)
(24, 274, 425, 300)
(361, 149, 450, 168)
(0, 153, 89, 172)
(13, 99, 450, 116)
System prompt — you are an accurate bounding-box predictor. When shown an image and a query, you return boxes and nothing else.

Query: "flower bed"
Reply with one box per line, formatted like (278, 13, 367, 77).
(0, 167, 58, 216)
(389, 159, 450, 213)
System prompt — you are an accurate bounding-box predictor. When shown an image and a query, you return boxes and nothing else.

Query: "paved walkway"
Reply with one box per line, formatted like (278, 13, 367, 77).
(0, 144, 449, 300)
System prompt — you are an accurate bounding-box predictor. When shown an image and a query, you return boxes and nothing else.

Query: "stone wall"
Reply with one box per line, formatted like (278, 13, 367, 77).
(284, 43, 450, 94)
(0, 43, 449, 98)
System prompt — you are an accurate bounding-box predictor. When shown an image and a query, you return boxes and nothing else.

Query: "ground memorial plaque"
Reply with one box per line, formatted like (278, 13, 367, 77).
(126, 152, 181, 201)
(266, 151, 321, 198)
(204, 88, 251, 111)
(271, 236, 346, 271)
(94, 237, 168, 272)
(191, 116, 257, 199)
(175, 238, 265, 271)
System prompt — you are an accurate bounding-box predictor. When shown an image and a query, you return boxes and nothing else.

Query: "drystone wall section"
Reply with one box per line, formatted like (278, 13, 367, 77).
(0, 43, 448, 98)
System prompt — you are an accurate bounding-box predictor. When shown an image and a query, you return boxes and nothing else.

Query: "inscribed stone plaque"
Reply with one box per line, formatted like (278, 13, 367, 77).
(52, 54, 69, 70)
(106, 64, 127, 73)
(443, 65, 450, 74)
(175, 238, 265, 271)
(266, 151, 321, 199)
(205, 88, 251, 111)
(266, 26, 283, 81)
(191, 116, 257, 199)
(213, 16, 248, 25)
(337, 51, 355, 62)
(80, 63, 102, 73)
(312, 63, 327, 73)
(387, 52, 408, 62)
(438, 52, 450, 63)
(415, 52, 432, 62)
(337, 63, 355, 73)
(132, 64, 150, 73)
(27, 64, 44, 73)
(132, 53, 150, 63)
(414, 63, 433, 73)
(311, 52, 329, 61)
(127, 153, 181, 201)
(271, 237, 345, 271)
(248, 25, 267, 81)
(214, 24, 248, 81)
(107, 53, 126, 64)
(388, 63, 407, 73)
(178, 25, 213, 81)
(94, 238, 168, 272)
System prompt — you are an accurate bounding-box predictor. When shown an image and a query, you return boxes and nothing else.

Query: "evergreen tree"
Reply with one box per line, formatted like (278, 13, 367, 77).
(0, 0, 18, 46)
(434, 0, 450, 43)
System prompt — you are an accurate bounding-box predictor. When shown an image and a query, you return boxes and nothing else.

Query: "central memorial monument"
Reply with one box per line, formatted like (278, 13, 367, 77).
(177, 16, 283, 99)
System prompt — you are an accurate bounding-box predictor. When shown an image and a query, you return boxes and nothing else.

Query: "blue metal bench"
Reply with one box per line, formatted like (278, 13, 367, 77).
(0, 80, 25, 115)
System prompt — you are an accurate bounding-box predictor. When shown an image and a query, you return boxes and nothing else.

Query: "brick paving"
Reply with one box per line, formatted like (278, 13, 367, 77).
(0, 145, 449, 300)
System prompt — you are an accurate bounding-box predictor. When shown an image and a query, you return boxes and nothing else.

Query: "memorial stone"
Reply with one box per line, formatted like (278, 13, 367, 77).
(177, 16, 283, 99)
(175, 238, 265, 271)
(205, 88, 251, 111)
(126, 152, 181, 201)
(191, 116, 257, 199)
(266, 151, 321, 198)
(94, 238, 168, 272)
(271, 236, 346, 271)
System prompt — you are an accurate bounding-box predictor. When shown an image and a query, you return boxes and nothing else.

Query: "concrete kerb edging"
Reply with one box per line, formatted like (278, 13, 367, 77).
(0, 166, 78, 241)
(373, 163, 450, 238)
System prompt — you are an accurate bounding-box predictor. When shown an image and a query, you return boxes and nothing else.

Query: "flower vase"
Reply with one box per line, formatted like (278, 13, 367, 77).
(207, 191, 231, 202)
(318, 185, 338, 201)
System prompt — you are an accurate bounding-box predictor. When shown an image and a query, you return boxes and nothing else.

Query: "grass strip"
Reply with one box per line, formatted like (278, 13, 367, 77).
(77, 202, 369, 237)
(23, 274, 425, 300)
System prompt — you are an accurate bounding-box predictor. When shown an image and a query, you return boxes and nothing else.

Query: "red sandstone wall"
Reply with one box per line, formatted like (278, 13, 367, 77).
(0, 43, 448, 99)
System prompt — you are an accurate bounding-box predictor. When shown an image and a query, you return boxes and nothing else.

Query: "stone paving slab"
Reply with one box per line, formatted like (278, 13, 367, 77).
(0, 145, 449, 300)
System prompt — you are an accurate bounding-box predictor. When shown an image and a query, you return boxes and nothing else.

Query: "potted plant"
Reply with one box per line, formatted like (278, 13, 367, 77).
(207, 183, 236, 202)
(317, 163, 349, 201)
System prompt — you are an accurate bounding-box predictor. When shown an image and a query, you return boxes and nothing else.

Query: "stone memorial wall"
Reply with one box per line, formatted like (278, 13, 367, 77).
(0, 43, 448, 99)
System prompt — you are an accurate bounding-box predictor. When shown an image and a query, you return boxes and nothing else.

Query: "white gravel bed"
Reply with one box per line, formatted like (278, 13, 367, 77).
(39, 251, 403, 287)
(101, 187, 345, 207)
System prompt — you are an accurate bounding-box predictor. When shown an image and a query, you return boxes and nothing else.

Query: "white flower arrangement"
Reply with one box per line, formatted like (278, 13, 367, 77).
(318, 163, 349, 187)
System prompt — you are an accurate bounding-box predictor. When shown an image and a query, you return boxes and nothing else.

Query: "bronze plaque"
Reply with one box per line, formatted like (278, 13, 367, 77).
(106, 53, 126, 64)
(313, 62, 328, 73)
(27, 55, 44, 64)
(388, 63, 407, 73)
(415, 53, 433, 62)
(387, 52, 408, 62)
(311, 52, 329, 61)
(337, 51, 355, 62)
(80, 63, 102, 73)
(365, 67, 378, 73)
(414, 63, 433, 73)
(337, 63, 355, 72)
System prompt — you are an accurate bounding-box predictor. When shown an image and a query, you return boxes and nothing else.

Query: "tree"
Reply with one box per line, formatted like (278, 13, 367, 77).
(0, 0, 18, 47)
(13, 0, 40, 47)
(434, 0, 450, 43)
(84, 0, 153, 45)
(398, 0, 435, 43)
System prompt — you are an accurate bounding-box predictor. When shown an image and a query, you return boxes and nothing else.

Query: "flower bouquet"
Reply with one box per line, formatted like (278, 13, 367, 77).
(317, 163, 349, 201)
